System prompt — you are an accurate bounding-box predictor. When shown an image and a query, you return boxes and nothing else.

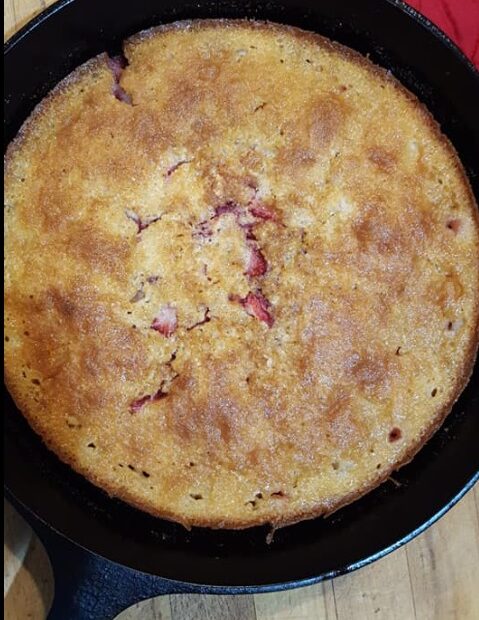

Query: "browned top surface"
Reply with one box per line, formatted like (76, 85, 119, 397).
(4, 20, 479, 528)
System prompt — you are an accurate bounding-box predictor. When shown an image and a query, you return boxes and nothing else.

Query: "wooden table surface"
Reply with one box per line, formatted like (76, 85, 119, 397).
(4, 2, 479, 619)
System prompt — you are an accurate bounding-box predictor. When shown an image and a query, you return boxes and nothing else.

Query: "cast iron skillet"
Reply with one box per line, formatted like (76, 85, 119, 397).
(4, 1, 479, 618)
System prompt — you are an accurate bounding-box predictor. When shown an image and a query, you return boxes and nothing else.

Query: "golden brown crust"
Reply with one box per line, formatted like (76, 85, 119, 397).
(4, 19, 479, 529)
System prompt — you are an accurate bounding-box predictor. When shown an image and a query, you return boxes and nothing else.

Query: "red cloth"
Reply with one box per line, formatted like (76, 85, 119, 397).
(406, 0, 479, 67)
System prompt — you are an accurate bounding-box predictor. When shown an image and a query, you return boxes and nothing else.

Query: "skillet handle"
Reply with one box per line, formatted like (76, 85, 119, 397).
(29, 518, 186, 620)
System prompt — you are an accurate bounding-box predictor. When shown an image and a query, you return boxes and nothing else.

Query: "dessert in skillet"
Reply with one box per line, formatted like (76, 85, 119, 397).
(4, 20, 479, 529)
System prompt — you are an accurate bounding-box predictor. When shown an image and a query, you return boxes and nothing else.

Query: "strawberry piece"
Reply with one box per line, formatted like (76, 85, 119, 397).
(107, 54, 132, 105)
(243, 291, 274, 326)
(151, 305, 177, 337)
(230, 291, 274, 327)
(129, 395, 151, 414)
(213, 202, 241, 219)
(112, 84, 132, 105)
(107, 55, 127, 81)
(202, 198, 277, 241)
(213, 201, 261, 234)
(129, 385, 167, 413)
(446, 219, 461, 233)
(245, 244, 267, 277)
(241, 223, 257, 240)
(249, 200, 276, 221)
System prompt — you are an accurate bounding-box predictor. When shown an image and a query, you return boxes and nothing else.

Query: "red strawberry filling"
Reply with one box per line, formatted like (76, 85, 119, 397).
(125, 210, 162, 234)
(446, 218, 461, 233)
(112, 84, 132, 105)
(213, 202, 242, 219)
(242, 223, 257, 241)
(194, 195, 279, 243)
(107, 54, 132, 105)
(165, 160, 191, 177)
(210, 200, 272, 278)
(192, 220, 213, 239)
(229, 291, 274, 327)
(107, 55, 127, 81)
(151, 305, 177, 337)
(248, 198, 277, 221)
(129, 394, 151, 413)
(129, 385, 168, 414)
(191, 192, 280, 326)
(187, 307, 211, 331)
(245, 244, 268, 277)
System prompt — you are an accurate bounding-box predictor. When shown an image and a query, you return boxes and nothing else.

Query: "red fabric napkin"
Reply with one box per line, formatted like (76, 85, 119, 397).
(406, 0, 479, 67)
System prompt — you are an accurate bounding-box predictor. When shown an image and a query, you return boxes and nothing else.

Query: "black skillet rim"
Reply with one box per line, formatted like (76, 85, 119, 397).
(3, 0, 479, 78)
(5, 473, 479, 594)
(4, 0, 479, 591)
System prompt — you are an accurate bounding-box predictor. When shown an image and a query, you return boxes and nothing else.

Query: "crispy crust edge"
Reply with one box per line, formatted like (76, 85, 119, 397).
(4, 18, 479, 530)
(4, 53, 108, 174)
